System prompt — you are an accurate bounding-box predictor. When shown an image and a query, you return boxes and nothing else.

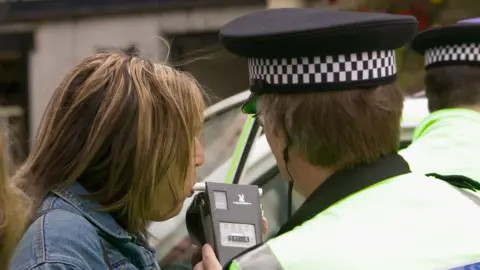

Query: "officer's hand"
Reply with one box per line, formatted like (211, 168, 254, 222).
(191, 244, 202, 267)
(193, 244, 222, 270)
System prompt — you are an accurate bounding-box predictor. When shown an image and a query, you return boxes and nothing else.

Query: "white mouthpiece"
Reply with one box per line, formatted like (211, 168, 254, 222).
(193, 183, 263, 196)
(193, 183, 206, 192)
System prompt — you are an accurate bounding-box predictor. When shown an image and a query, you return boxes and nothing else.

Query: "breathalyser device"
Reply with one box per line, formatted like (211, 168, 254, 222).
(186, 182, 263, 266)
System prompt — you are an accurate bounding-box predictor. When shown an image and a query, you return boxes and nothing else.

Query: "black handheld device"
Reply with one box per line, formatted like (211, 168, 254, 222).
(186, 182, 263, 266)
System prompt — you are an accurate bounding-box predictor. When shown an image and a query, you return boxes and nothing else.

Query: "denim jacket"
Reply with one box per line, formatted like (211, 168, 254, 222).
(10, 182, 160, 270)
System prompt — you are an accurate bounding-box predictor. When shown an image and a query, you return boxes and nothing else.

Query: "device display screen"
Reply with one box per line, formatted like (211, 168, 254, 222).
(219, 222, 256, 248)
(213, 191, 228, 210)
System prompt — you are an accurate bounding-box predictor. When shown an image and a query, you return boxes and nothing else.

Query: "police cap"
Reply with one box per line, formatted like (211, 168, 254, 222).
(219, 8, 418, 113)
(411, 18, 480, 69)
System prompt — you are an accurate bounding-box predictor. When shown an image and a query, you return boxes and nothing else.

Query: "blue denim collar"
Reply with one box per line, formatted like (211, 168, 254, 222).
(52, 182, 133, 242)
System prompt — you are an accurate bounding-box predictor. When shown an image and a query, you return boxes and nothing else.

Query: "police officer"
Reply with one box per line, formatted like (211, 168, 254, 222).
(400, 18, 480, 182)
(194, 8, 480, 270)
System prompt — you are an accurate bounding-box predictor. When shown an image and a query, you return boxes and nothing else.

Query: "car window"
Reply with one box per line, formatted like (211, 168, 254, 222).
(198, 105, 247, 181)
(253, 168, 304, 239)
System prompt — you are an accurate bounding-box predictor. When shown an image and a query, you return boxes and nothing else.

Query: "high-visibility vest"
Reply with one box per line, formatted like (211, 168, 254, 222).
(228, 159, 480, 269)
(400, 108, 480, 180)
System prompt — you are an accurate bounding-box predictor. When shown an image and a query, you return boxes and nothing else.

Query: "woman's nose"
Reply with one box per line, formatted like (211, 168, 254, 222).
(194, 138, 205, 166)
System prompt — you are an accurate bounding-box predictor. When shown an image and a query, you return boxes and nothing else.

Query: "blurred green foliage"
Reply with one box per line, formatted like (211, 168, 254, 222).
(358, 0, 480, 94)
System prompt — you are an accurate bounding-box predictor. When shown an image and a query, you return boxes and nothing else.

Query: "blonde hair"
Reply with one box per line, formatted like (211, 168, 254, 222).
(14, 52, 205, 236)
(0, 128, 30, 268)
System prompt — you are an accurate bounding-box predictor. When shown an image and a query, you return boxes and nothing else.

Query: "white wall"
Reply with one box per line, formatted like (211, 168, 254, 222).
(24, 5, 262, 141)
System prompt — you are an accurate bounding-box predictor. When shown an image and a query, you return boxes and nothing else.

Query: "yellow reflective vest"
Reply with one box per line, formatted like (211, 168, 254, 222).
(400, 108, 480, 180)
(228, 154, 480, 269)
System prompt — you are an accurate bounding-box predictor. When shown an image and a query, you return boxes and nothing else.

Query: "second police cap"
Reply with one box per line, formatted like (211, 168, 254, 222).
(219, 8, 418, 114)
(411, 18, 480, 69)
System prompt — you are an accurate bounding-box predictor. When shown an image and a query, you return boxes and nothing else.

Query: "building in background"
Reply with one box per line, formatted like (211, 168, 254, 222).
(0, 0, 475, 159)
(0, 0, 266, 159)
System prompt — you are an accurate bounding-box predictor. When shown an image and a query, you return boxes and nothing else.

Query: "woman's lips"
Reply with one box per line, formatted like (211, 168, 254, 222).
(189, 177, 199, 197)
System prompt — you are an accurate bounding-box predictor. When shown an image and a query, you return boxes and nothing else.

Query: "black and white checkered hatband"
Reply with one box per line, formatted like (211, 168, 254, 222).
(248, 50, 396, 91)
(425, 43, 480, 67)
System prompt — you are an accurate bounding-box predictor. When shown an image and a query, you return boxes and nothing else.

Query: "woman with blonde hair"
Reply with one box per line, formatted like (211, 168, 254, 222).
(10, 52, 206, 269)
(0, 128, 30, 269)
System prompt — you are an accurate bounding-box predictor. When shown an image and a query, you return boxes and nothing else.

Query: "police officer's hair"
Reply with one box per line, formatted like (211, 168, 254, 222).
(425, 66, 480, 112)
(258, 84, 403, 169)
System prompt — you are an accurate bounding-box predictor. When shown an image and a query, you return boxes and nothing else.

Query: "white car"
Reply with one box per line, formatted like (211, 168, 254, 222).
(148, 90, 429, 269)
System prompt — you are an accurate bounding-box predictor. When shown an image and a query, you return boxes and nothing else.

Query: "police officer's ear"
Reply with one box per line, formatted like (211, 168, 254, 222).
(256, 97, 289, 143)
